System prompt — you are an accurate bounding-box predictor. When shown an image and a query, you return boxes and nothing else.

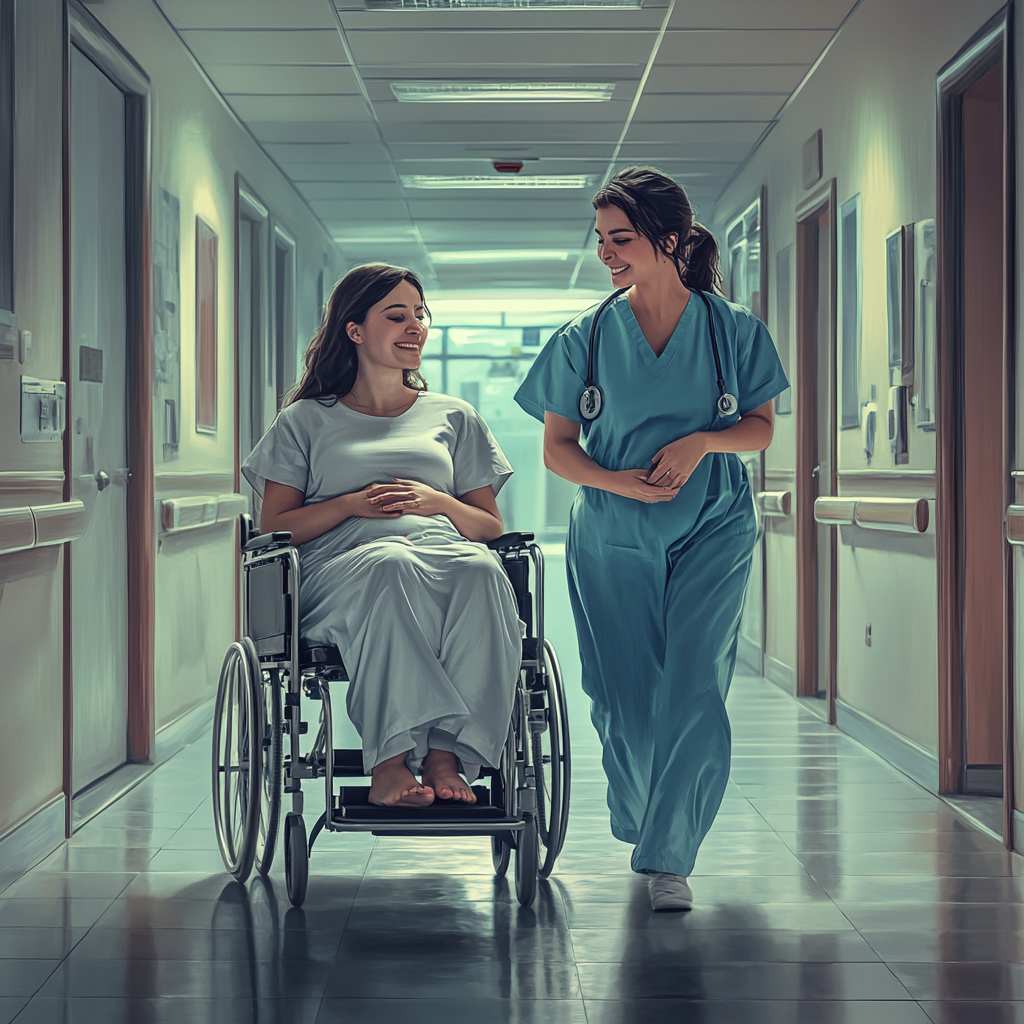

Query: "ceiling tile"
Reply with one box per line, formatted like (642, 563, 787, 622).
(645, 63, 808, 94)
(229, 95, 371, 122)
(632, 93, 784, 122)
(288, 162, 399, 182)
(178, 29, 345, 65)
(266, 142, 393, 164)
(336, 8, 669, 32)
(249, 121, 381, 143)
(406, 198, 594, 221)
(388, 142, 617, 161)
(298, 181, 405, 200)
(416, 220, 584, 244)
(668, 0, 857, 30)
(206, 64, 362, 95)
(659, 28, 835, 66)
(361, 63, 646, 80)
(346, 30, 657, 67)
(624, 120, 767, 146)
(159, 0, 339, 30)
(616, 140, 756, 163)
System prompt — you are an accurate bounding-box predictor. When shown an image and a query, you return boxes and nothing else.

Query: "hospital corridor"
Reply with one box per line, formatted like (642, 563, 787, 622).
(0, 0, 1022, 1020)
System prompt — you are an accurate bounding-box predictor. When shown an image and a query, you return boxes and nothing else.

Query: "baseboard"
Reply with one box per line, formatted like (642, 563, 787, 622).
(835, 699, 940, 794)
(764, 653, 795, 695)
(1014, 809, 1024, 854)
(737, 633, 763, 675)
(154, 695, 214, 763)
(0, 796, 66, 894)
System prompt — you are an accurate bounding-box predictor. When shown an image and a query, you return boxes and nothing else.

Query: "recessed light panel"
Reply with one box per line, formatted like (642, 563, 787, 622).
(402, 174, 596, 189)
(430, 250, 574, 263)
(392, 82, 615, 103)
(366, 0, 642, 8)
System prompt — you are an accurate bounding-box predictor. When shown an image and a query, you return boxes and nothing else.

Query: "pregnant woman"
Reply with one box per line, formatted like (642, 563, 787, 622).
(243, 263, 522, 808)
(515, 167, 788, 910)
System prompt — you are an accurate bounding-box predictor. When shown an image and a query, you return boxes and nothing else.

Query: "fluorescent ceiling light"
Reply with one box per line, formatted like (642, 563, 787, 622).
(366, 0, 642, 9)
(392, 82, 615, 103)
(403, 174, 596, 190)
(430, 250, 574, 263)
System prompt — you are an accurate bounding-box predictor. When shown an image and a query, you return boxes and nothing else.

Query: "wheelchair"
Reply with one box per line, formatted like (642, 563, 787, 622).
(212, 514, 571, 908)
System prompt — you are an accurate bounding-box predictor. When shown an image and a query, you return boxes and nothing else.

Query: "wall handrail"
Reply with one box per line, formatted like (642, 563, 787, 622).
(0, 500, 86, 556)
(814, 495, 930, 533)
(756, 490, 792, 517)
(160, 492, 248, 535)
(1005, 505, 1024, 546)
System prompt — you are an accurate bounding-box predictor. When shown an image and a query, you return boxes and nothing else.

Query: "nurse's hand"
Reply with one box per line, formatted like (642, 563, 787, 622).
(610, 469, 680, 503)
(647, 433, 709, 488)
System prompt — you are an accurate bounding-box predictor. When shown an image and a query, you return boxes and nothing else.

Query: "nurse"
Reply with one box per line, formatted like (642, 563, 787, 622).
(515, 167, 788, 911)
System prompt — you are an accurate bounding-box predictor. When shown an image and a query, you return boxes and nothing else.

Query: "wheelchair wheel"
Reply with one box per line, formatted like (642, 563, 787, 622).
(212, 639, 262, 883)
(284, 812, 309, 908)
(534, 639, 571, 878)
(253, 668, 283, 877)
(514, 812, 539, 908)
(491, 835, 511, 877)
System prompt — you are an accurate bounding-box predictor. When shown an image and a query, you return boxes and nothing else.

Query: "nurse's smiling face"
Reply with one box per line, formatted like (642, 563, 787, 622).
(595, 205, 678, 289)
(346, 279, 429, 374)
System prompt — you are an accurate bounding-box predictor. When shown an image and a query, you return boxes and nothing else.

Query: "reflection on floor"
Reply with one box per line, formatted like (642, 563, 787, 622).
(0, 671, 1020, 1023)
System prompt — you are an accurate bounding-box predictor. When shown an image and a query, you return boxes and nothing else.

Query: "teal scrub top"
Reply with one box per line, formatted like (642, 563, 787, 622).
(514, 291, 790, 540)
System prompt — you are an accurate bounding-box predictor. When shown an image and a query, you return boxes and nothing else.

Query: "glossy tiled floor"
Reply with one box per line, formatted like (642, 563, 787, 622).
(0, 668, 1020, 1024)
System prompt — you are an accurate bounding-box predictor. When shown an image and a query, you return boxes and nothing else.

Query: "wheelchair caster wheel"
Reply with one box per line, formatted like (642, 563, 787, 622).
(514, 812, 539, 908)
(491, 835, 510, 878)
(284, 813, 308, 908)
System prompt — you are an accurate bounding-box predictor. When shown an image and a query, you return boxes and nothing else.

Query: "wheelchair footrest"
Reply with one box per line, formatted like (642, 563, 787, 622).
(323, 749, 368, 777)
(333, 786, 508, 823)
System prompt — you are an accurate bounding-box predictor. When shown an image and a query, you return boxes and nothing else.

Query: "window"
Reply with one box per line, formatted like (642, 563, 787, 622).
(726, 198, 763, 321)
(839, 195, 862, 429)
(0, 0, 14, 319)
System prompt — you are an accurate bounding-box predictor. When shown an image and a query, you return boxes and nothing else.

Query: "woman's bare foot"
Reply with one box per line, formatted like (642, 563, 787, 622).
(369, 753, 435, 807)
(421, 749, 476, 803)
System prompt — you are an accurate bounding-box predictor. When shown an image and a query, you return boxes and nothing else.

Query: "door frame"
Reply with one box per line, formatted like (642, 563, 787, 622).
(935, 5, 1015, 846)
(794, 178, 838, 722)
(64, 2, 154, 829)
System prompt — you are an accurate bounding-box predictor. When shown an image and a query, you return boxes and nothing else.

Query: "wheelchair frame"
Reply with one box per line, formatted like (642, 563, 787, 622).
(212, 515, 571, 908)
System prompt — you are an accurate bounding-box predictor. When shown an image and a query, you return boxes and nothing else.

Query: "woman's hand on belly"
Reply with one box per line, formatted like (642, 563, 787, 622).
(607, 469, 680, 504)
(367, 478, 447, 516)
(647, 433, 710, 489)
(367, 478, 505, 543)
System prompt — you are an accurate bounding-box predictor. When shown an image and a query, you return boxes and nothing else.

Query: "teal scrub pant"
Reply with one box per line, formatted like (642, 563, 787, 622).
(567, 500, 756, 877)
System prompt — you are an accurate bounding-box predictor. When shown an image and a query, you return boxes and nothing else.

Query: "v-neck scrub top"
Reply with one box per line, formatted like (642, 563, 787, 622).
(242, 392, 523, 777)
(515, 291, 788, 877)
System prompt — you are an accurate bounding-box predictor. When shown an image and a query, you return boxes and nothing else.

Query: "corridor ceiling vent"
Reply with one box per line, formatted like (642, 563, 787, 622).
(391, 83, 616, 103)
(401, 174, 598, 189)
(364, 0, 643, 9)
(429, 249, 575, 262)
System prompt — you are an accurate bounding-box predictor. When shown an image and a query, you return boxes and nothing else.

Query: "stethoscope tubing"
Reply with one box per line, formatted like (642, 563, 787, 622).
(581, 287, 737, 421)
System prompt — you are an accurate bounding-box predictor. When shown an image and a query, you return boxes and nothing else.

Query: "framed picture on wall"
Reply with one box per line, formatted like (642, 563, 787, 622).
(195, 216, 217, 433)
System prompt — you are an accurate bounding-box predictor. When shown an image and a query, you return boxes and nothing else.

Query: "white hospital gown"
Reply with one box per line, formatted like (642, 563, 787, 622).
(241, 392, 522, 778)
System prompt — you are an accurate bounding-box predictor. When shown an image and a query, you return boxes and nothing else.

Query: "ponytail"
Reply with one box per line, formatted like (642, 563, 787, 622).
(681, 222, 722, 293)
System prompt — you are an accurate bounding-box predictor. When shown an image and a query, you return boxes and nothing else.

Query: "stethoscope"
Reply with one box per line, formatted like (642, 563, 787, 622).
(578, 287, 739, 422)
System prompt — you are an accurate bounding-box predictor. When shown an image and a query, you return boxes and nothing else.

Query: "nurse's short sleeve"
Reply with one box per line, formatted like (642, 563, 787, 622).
(453, 406, 514, 497)
(514, 331, 585, 424)
(736, 315, 790, 416)
(241, 407, 310, 498)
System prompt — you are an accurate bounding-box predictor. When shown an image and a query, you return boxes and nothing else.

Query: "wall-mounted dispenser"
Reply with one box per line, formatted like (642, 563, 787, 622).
(21, 377, 66, 442)
(913, 219, 937, 430)
(862, 385, 878, 463)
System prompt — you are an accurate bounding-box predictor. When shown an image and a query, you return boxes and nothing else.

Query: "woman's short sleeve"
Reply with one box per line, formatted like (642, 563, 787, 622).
(453, 406, 514, 497)
(736, 315, 790, 416)
(514, 330, 585, 424)
(241, 409, 310, 498)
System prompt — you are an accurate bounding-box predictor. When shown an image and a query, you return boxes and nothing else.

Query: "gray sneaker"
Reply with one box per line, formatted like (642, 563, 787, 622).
(648, 872, 693, 911)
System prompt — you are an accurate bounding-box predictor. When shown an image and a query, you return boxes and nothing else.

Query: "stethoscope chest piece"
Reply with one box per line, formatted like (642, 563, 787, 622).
(579, 383, 604, 421)
(717, 392, 739, 417)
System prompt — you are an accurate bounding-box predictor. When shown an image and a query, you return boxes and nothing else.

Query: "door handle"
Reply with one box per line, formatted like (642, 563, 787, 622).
(811, 465, 821, 478)
(95, 470, 110, 492)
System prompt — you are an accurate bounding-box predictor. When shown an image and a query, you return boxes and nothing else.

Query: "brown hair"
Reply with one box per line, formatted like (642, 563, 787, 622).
(592, 166, 722, 293)
(287, 262, 429, 405)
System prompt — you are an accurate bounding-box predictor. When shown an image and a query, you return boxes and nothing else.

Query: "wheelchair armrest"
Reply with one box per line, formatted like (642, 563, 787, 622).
(243, 530, 293, 553)
(487, 532, 535, 553)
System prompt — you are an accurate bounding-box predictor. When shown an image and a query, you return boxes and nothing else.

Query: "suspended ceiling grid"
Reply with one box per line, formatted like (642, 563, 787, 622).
(156, 0, 859, 292)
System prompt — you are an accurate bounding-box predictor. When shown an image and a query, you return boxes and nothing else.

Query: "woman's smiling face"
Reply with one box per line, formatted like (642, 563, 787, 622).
(595, 204, 678, 289)
(346, 279, 428, 372)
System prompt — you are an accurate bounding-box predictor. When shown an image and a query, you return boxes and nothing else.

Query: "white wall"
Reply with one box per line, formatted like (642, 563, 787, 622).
(713, 0, 1006, 759)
